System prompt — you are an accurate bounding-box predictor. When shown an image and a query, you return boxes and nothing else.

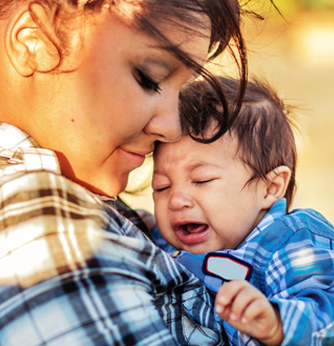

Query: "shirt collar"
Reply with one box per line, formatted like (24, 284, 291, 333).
(0, 122, 39, 159)
(0, 122, 61, 175)
(0, 123, 118, 202)
(245, 198, 287, 243)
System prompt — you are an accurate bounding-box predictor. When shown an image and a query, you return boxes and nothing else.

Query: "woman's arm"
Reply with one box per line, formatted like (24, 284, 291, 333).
(0, 147, 224, 346)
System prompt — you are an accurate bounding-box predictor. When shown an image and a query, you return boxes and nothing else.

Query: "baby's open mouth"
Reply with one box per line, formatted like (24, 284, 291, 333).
(180, 223, 208, 234)
(174, 222, 210, 245)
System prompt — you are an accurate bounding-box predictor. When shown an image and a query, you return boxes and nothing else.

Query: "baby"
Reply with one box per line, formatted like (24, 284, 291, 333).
(151, 77, 334, 346)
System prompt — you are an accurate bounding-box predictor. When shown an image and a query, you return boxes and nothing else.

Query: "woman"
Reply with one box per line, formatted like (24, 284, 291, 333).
(0, 0, 247, 345)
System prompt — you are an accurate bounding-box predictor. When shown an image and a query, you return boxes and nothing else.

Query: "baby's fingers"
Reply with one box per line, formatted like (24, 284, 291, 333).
(240, 299, 283, 343)
(215, 281, 283, 344)
(240, 297, 270, 324)
(228, 285, 266, 321)
(215, 280, 252, 317)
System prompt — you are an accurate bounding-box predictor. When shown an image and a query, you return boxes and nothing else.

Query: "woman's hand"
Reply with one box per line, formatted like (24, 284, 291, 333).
(215, 280, 284, 346)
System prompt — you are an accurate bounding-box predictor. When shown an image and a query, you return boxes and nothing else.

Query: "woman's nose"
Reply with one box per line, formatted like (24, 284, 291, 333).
(169, 190, 194, 211)
(144, 91, 182, 143)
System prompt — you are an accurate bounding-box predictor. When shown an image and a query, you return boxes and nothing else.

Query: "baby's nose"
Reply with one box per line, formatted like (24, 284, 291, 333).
(169, 191, 194, 211)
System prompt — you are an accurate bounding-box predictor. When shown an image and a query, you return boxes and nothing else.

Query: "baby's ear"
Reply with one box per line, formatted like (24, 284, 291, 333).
(262, 166, 291, 209)
(5, 3, 60, 77)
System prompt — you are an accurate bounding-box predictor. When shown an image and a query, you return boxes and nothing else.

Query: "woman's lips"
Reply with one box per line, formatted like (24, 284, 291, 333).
(174, 222, 210, 245)
(118, 147, 147, 168)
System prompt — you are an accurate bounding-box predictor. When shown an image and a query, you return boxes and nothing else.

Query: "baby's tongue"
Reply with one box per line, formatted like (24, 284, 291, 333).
(176, 223, 209, 245)
(185, 223, 207, 234)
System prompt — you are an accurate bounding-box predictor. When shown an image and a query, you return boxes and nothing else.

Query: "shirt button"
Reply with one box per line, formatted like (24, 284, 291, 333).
(171, 250, 181, 258)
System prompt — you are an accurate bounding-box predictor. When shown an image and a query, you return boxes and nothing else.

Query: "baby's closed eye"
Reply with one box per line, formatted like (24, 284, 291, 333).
(153, 185, 170, 194)
(192, 178, 217, 186)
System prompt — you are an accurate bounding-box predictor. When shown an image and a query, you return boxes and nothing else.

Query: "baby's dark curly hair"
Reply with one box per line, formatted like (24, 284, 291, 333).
(179, 76, 297, 210)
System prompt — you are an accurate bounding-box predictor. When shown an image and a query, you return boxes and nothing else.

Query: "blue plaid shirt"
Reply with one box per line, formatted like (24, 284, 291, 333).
(0, 123, 224, 346)
(154, 198, 334, 346)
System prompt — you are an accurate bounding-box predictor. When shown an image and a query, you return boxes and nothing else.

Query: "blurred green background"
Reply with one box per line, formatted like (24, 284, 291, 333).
(122, 0, 334, 224)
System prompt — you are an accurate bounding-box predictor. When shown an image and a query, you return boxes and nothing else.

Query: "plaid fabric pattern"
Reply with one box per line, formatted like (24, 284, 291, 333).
(162, 199, 334, 346)
(0, 123, 224, 346)
(107, 197, 155, 242)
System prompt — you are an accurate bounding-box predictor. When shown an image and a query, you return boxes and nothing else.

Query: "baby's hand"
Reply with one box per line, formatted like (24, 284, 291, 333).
(215, 280, 283, 346)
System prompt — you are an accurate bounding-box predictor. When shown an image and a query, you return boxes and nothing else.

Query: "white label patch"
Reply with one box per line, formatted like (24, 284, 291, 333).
(203, 253, 252, 281)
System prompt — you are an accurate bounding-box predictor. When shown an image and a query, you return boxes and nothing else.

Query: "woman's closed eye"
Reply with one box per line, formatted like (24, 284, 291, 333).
(134, 68, 161, 94)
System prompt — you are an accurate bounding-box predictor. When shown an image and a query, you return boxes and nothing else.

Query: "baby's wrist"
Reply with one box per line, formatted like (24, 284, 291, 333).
(259, 305, 283, 346)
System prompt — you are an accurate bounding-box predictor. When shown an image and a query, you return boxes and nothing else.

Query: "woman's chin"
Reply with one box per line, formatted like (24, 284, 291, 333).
(57, 155, 129, 197)
(71, 175, 128, 198)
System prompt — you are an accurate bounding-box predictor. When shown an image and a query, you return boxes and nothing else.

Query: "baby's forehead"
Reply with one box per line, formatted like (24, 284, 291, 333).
(154, 133, 240, 168)
(156, 131, 238, 151)
(154, 135, 207, 160)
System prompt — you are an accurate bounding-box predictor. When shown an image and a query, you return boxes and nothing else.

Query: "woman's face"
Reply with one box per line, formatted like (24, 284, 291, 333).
(34, 11, 210, 196)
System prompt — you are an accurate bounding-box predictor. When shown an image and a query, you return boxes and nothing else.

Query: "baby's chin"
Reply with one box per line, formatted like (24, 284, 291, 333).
(181, 243, 220, 255)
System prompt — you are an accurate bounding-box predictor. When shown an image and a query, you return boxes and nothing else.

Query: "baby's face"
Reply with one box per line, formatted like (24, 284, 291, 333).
(152, 133, 268, 254)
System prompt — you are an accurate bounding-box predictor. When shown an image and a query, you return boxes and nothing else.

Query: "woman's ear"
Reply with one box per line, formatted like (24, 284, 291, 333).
(262, 166, 291, 209)
(5, 3, 60, 77)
